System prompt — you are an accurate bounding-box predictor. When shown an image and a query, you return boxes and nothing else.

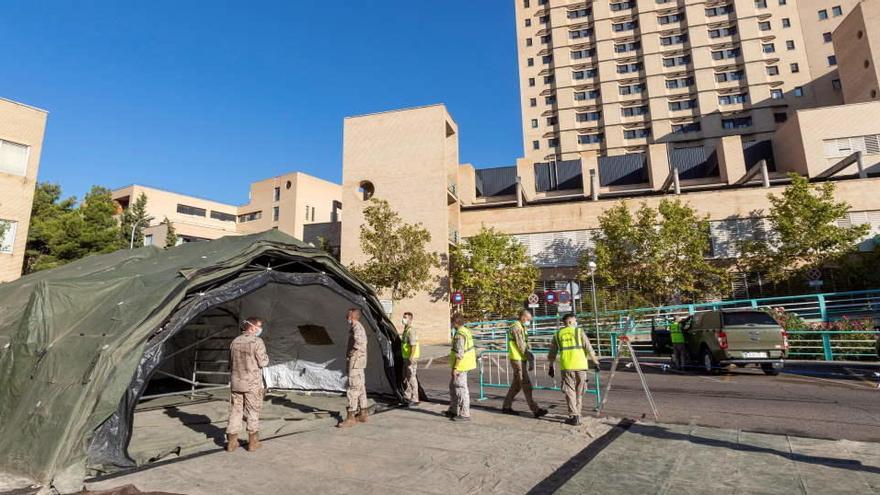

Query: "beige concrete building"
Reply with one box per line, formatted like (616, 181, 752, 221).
(112, 172, 341, 250)
(0, 98, 48, 282)
(515, 0, 865, 164)
(833, 0, 880, 103)
(341, 105, 460, 339)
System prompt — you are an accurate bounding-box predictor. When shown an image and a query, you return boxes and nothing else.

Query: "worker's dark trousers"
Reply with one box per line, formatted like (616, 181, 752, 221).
(672, 343, 687, 370)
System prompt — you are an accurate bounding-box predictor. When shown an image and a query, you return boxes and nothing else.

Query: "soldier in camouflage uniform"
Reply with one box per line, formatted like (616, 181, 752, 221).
(226, 316, 270, 452)
(338, 308, 369, 428)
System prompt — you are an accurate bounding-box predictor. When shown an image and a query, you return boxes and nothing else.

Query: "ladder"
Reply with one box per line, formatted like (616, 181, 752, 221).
(189, 324, 236, 399)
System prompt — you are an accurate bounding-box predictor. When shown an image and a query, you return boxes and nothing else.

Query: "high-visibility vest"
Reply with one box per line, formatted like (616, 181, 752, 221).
(556, 326, 590, 371)
(401, 326, 420, 360)
(670, 321, 684, 344)
(449, 326, 477, 372)
(507, 321, 528, 361)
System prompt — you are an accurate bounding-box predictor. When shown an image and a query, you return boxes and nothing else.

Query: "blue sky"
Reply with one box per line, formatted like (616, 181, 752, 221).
(1, 1, 522, 205)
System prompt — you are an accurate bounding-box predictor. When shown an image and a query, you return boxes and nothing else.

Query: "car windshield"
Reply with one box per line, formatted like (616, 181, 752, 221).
(722, 311, 778, 326)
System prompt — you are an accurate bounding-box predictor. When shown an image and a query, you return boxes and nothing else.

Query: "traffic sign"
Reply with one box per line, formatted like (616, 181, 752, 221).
(527, 293, 540, 309)
(558, 290, 572, 304)
(545, 291, 558, 305)
(451, 291, 464, 305)
(807, 268, 822, 280)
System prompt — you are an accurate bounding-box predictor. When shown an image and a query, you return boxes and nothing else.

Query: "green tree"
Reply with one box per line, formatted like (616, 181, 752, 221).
(119, 192, 150, 248)
(583, 199, 727, 307)
(24, 184, 121, 273)
(450, 226, 538, 320)
(740, 173, 869, 282)
(163, 216, 178, 248)
(349, 198, 441, 309)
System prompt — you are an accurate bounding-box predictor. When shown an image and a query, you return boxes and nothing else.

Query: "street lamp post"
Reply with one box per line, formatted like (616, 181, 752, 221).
(587, 260, 601, 354)
(129, 216, 154, 249)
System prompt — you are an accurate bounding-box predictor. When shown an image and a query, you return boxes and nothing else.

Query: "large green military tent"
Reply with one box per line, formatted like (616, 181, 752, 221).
(0, 231, 404, 490)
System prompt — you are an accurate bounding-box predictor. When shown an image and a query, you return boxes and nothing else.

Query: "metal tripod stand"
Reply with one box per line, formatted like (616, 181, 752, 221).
(597, 317, 659, 420)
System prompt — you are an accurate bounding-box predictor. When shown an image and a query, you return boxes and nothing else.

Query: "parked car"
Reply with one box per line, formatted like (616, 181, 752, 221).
(682, 310, 788, 375)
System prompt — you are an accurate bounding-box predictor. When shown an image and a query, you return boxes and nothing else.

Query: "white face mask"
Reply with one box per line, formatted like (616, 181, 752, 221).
(401, 318, 409, 326)
(255, 327, 264, 337)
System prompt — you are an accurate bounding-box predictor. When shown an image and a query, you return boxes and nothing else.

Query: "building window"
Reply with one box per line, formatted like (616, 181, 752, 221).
(658, 13, 684, 24)
(709, 26, 737, 38)
(571, 49, 595, 59)
(774, 112, 788, 123)
(718, 92, 749, 105)
(210, 210, 236, 222)
(828, 55, 837, 66)
(540, 35, 552, 44)
(617, 62, 643, 73)
(547, 116, 558, 125)
(706, 5, 734, 17)
(542, 55, 553, 64)
(578, 133, 603, 144)
(545, 95, 557, 104)
(762, 43, 775, 53)
(771, 89, 784, 99)
(666, 76, 695, 88)
(530, 98, 537, 107)
(0, 139, 29, 177)
(0, 220, 17, 253)
(614, 41, 641, 53)
(668, 99, 698, 111)
(527, 58, 534, 67)
(529, 77, 536, 87)
(793, 86, 805, 97)
(611, 1, 635, 11)
(273, 186, 280, 201)
(612, 21, 638, 32)
(663, 55, 691, 67)
(672, 122, 701, 134)
(574, 90, 600, 100)
(715, 70, 745, 82)
(619, 83, 645, 95)
(568, 8, 591, 19)
(767, 66, 779, 75)
(755, 0, 767, 7)
(660, 34, 689, 46)
(548, 138, 559, 147)
(532, 140, 540, 150)
(832, 5, 842, 16)
(823, 32, 832, 43)
(786, 40, 795, 50)
(238, 211, 262, 222)
(779, 0, 786, 4)
(623, 127, 651, 139)
(782, 18, 791, 28)
(539, 15, 549, 24)
(712, 47, 741, 60)
(270, 206, 278, 222)
(526, 38, 533, 47)
(722, 117, 752, 129)
(570, 28, 593, 39)
(531, 119, 539, 128)
(832, 79, 842, 90)
(790, 63, 800, 73)
(818, 9, 828, 20)
(621, 105, 649, 117)
(576, 111, 601, 122)
(525, 19, 532, 27)
(177, 204, 207, 217)
(573, 69, 598, 80)
(759, 21, 771, 31)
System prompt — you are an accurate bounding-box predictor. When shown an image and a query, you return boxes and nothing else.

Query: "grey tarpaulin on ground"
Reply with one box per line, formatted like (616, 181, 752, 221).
(0, 230, 405, 489)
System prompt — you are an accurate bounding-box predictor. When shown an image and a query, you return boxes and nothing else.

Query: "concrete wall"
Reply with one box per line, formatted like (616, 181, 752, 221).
(834, 0, 880, 104)
(0, 98, 47, 282)
(341, 105, 457, 343)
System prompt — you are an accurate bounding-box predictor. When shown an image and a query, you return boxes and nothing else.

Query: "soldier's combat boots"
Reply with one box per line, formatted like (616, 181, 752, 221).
(226, 434, 238, 453)
(247, 432, 260, 452)
(357, 409, 369, 423)
(337, 411, 358, 428)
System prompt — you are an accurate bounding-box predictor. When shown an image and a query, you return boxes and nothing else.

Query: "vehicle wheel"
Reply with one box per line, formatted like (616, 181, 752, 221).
(761, 363, 780, 376)
(701, 348, 718, 374)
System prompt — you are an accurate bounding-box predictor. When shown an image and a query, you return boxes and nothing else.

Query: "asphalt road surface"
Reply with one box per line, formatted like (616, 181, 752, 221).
(417, 357, 880, 442)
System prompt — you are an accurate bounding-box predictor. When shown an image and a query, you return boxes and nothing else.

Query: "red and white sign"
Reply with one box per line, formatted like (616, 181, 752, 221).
(545, 291, 558, 304)
(451, 291, 464, 305)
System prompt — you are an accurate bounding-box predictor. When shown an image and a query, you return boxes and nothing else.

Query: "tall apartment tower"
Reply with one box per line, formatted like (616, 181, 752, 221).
(515, 0, 861, 163)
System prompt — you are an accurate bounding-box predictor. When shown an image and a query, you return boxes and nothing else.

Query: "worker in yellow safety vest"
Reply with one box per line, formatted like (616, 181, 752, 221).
(445, 314, 476, 422)
(400, 311, 420, 407)
(502, 309, 548, 418)
(548, 313, 600, 426)
(669, 317, 687, 370)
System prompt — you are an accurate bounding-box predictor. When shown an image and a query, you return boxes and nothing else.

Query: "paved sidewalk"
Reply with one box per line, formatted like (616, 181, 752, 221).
(83, 401, 880, 494)
(553, 421, 880, 494)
